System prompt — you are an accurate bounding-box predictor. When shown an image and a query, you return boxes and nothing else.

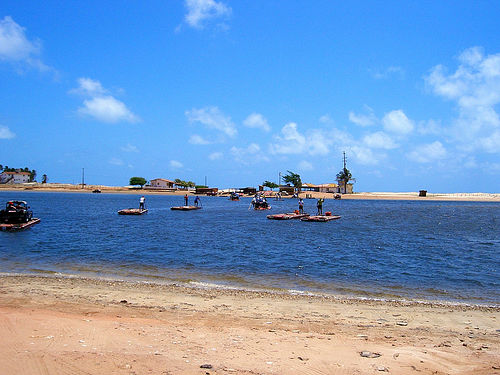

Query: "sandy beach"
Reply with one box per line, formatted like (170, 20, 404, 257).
(0, 275, 498, 375)
(1, 184, 500, 202)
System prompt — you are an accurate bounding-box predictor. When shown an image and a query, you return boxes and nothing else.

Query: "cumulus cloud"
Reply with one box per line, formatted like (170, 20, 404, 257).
(208, 151, 223, 160)
(78, 96, 139, 123)
(371, 66, 405, 80)
(426, 46, 500, 153)
(243, 113, 270, 132)
(184, 0, 231, 29)
(189, 134, 211, 145)
(407, 141, 447, 163)
(349, 107, 376, 127)
(319, 114, 333, 124)
(72, 78, 139, 124)
(186, 106, 237, 138)
(270, 122, 332, 156)
(348, 145, 382, 165)
(121, 144, 139, 153)
(230, 143, 269, 164)
(0, 125, 15, 139)
(362, 131, 398, 149)
(382, 110, 414, 135)
(170, 160, 184, 168)
(0, 16, 52, 72)
(298, 161, 313, 171)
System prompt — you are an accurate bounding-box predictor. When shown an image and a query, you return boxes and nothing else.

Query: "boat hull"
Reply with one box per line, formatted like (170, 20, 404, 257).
(300, 215, 341, 222)
(170, 206, 202, 211)
(118, 209, 148, 215)
(267, 213, 309, 220)
(0, 218, 41, 231)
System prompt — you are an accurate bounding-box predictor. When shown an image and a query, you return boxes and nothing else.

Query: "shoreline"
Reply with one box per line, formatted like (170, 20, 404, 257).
(0, 274, 498, 374)
(1, 184, 500, 202)
(1, 272, 498, 309)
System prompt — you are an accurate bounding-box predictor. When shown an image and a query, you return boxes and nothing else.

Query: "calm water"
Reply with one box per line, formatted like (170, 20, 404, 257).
(0, 191, 499, 305)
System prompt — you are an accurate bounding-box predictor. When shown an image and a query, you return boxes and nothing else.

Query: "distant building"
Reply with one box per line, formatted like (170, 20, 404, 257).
(302, 182, 353, 194)
(0, 171, 31, 184)
(195, 187, 218, 195)
(149, 178, 175, 189)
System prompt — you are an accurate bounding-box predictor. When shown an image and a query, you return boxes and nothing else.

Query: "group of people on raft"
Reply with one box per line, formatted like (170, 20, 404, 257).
(251, 193, 270, 209)
(298, 197, 325, 215)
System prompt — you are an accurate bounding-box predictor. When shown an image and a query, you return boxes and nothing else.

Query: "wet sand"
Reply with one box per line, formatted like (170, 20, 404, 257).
(0, 275, 498, 374)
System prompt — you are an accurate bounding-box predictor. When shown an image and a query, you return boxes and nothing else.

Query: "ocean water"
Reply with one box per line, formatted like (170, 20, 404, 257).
(0, 191, 499, 305)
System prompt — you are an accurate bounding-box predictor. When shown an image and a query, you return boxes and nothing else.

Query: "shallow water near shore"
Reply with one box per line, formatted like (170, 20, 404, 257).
(0, 191, 499, 305)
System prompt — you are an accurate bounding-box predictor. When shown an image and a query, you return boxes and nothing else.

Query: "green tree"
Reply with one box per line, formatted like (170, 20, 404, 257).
(29, 169, 36, 182)
(282, 171, 302, 190)
(42, 174, 48, 183)
(262, 180, 279, 190)
(129, 177, 147, 187)
(336, 167, 352, 194)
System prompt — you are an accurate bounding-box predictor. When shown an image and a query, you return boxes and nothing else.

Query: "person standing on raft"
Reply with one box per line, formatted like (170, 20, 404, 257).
(184, 194, 188, 206)
(194, 196, 201, 207)
(298, 198, 304, 214)
(316, 198, 324, 215)
(139, 196, 146, 210)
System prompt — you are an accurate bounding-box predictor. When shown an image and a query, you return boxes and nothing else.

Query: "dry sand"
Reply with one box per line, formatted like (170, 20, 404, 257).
(0, 275, 498, 375)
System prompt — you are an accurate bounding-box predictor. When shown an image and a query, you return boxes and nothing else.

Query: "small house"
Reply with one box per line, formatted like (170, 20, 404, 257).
(149, 178, 175, 189)
(0, 171, 31, 184)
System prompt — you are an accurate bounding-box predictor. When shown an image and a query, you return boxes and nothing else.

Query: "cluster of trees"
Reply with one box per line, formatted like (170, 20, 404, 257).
(129, 177, 206, 189)
(174, 179, 195, 188)
(0, 165, 37, 182)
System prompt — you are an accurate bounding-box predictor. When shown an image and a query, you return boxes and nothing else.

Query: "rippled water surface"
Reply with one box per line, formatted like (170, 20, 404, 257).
(0, 191, 499, 304)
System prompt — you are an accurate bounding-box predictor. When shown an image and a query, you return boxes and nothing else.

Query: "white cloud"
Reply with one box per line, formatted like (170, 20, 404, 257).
(0, 16, 52, 72)
(109, 157, 124, 166)
(417, 119, 442, 135)
(349, 107, 376, 127)
(270, 122, 333, 156)
(208, 151, 223, 160)
(186, 106, 236, 137)
(121, 144, 139, 153)
(319, 114, 333, 124)
(426, 46, 500, 153)
(184, 0, 231, 29)
(298, 161, 313, 171)
(407, 141, 447, 163)
(189, 134, 211, 145)
(349, 145, 382, 165)
(0, 125, 15, 139)
(78, 96, 139, 123)
(170, 160, 184, 168)
(231, 143, 269, 164)
(72, 78, 139, 124)
(382, 110, 414, 135)
(362, 131, 398, 149)
(243, 113, 270, 132)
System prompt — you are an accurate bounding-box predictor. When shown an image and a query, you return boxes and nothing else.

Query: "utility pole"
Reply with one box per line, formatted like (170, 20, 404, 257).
(343, 151, 347, 170)
(81, 168, 85, 189)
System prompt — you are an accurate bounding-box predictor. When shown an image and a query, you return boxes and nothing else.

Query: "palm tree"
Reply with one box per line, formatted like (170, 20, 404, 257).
(336, 167, 352, 194)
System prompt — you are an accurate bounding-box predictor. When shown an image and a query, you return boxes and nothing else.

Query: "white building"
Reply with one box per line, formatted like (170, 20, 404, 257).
(0, 171, 31, 184)
(149, 178, 175, 189)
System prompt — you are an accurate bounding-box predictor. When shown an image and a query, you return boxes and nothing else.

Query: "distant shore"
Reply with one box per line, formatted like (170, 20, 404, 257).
(1, 183, 499, 202)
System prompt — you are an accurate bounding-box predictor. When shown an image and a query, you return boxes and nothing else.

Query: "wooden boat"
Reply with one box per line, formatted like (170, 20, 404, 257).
(170, 206, 202, 211)
(267, 212, 309, 220)
(301, 215, 341, 222)
(0, 218, 40, 231)
(118, 208, 148, 215)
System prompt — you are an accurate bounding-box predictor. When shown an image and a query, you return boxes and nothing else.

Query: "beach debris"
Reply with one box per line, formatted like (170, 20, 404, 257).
(437, 341, 451, 347)
(297, 356, 309, 361)
(357, 334, 368, 339)
(120, 300, 128, 304)
(377, 365, 389, 372)
(392, 353, 399, 359)
(360, 351, 381, 358)
(200, 364, 212, 369)
(396, 321, 408, 326)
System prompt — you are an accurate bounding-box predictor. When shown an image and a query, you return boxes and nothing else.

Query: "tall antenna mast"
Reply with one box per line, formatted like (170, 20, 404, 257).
(343, 151, 347, 170)
(81, 168, 85, 189)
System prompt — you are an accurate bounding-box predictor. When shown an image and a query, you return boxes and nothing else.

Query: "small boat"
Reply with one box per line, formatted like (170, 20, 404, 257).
(229, 192, 240, 201)
(301, 215, 341, 222)
(118, 208, 148, 215)
(170, 206, 202, 211)
(267, 212, 309, 220)
(0, 218, 40, 231)
(92, 189, 101, 193)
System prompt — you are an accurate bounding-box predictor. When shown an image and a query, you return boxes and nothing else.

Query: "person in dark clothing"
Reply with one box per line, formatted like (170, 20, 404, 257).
(184, 194, 188, 206)
(316, 198, 324, 215)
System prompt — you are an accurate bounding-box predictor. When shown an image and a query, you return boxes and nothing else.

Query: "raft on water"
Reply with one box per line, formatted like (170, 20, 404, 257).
(267, 212, 310, 220)
(300, 215, 341, 222)
(0, 218, 41, 231)
(171, 206, 202, 211)
(254, 206, 271, 210)
(118, 208, 148, 215)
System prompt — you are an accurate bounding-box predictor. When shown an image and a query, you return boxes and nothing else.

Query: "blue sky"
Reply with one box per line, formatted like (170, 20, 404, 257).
(1, 1, 500, 192)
